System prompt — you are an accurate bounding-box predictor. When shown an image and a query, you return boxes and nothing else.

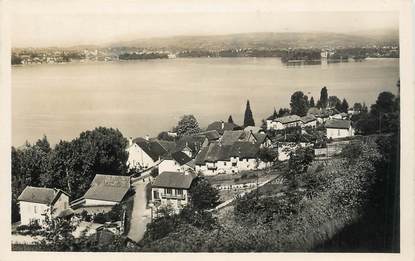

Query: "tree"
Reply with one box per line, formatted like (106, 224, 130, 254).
(277, 108, 290, 117)
(328, 96, 341, 109)
(340, 98, 349, 113)
(319, 86, 328, 109)
(288, 147, 314, 175)
(272, 108, 278, 118)
(290, 91, 309, 116)
(157, 131, 175, 141)
(243, 100, 255, 127)
(188, 177, 220, 210)
(43, 127, 129, 199)
(258, 147, 277, 163)
(370, 92, 396, 115)
(176, 115, 201, 137)
(228, 115, 234, 124)
(309, 96, 315, 107)
(353, 102, 363, 112)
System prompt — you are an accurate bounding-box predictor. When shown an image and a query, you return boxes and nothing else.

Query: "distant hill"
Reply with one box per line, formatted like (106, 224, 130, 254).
(107, 31, 399, 51)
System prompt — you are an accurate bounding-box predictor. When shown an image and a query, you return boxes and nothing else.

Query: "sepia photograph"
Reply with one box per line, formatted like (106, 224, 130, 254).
(1, 0, 413, 257)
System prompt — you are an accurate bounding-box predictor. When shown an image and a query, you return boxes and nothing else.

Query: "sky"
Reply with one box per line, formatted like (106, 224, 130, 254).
(10, 0, 399, 48)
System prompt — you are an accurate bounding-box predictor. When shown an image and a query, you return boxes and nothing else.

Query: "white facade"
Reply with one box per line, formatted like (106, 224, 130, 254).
(158, 159, 193, 173)
(302, 120, 317, 128)
(266, 119, 302, 131)
(19, 193, 70, 225)
(127, 143, 158, 170)
(326, 127, 355, 139)
(152, 187, 189, 214)
(195, 157, 267, 176)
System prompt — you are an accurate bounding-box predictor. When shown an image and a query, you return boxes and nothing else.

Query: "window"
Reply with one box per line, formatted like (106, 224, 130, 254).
(338, 129, 340, 136)
(153, 190, 159, 199)
(34, 206, 37, 214)
(176, 189, 183, 195)
(224, 162, 226, 166)
(165, 188, 172, 195)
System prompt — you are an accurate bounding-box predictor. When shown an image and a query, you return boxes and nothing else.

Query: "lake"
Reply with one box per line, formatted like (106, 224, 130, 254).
(12, 57, 399, 146)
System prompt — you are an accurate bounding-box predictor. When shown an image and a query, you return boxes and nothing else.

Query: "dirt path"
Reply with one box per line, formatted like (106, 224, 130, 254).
(127, 180, 152, 242)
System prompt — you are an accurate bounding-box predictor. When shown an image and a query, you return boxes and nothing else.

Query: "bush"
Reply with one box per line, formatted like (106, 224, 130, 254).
(93, 213, 110, 224)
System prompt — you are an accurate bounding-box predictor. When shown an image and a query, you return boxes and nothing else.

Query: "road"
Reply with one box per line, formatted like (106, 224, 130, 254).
(127, 179, 152, 243)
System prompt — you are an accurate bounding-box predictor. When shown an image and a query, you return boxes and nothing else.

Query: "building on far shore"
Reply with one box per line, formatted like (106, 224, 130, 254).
(18, 186, 72, 225)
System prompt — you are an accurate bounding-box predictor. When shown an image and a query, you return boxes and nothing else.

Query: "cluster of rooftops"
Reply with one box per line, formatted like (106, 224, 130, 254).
(266, 106, 352, 130)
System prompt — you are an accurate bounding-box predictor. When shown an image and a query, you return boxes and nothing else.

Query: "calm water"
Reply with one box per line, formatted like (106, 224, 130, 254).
(12, 58, 399, 146)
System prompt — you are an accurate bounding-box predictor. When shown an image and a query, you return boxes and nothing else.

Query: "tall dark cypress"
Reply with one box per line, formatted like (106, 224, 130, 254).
(243, 100, 255, 127)
(228, 115, 234, 124)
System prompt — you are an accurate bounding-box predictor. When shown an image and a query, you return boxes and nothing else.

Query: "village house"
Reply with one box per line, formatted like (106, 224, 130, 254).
(325, 119, 355, 139)
(194, 140, 267, 176)
(17, 186, 72, 225)
(300, 114, 317, 128)
(206, 120, 241, 135)
(151, 171, 196, 213)
(244, 126, 264, 134)
(266, 115, 302, 130)
(71, 174, 131, 214)
(247, 131, 272, 148)
(126, 137, 173, 170)
(174, 134, 206, 158)
(307, 107, 334, 123)
(158, 151, 195, 173)
(330, 112, 349, 120)
(199, 130, 221, 147)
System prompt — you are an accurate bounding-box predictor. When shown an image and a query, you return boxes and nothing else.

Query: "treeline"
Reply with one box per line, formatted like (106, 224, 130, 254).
(118, 52, 169, 60)
(11, 127, 129, 222)
(177, 49, 284, 58)
(281, 49, 321, 63)
(351, 90, 400, 135)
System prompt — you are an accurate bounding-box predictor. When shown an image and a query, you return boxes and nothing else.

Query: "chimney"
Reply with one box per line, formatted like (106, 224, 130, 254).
(145, 135, 150, 141)
(221, 121, 225, 130)
(128, 137, 133, 146)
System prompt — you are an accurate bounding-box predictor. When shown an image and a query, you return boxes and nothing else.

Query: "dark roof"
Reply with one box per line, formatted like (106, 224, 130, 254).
(152, 171, 196, 189)
(175, 135, 205, 154)
(17, 186, 69, 205)
(156, 140, 177, 153)
(300, 114, 317, 124)
(171, 151, 192, 165)
(134, 138, 168, 161)
(274, 115, 302, 124)
(229, 142, 260, 159)
(199, 130, 220, 141)
(244, 126, 262, 133)
(252, 133, 268, 144)
(221, 130, 247, 145)
(206, 121, 240, 135)
(307, 107, 331, 118)
(84, 174, 130, 202)
(325, 119, 352, 129)
(195, 146, 209, 165)
(195, 140, 259, 164)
